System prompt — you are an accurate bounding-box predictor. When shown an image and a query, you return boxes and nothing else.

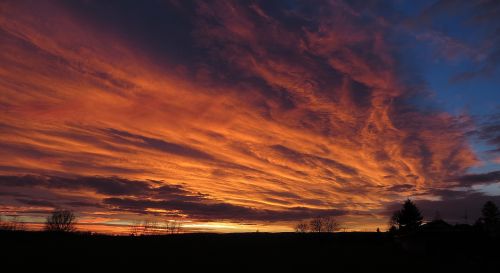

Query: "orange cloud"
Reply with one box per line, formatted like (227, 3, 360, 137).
(0, 0, 479, 232)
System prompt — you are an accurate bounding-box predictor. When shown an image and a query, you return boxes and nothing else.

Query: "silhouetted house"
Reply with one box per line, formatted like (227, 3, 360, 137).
(454, 223, 473, 232)
(419, 220, 452, 233)
(398, 220, 458, 254)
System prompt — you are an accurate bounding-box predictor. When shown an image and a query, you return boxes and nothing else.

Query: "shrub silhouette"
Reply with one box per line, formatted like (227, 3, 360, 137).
(45, 209, 77, 232)
(389, 210, 399, 232)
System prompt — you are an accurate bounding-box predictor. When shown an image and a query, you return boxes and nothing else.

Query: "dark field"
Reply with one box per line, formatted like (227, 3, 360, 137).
(1, 230, 499, 273)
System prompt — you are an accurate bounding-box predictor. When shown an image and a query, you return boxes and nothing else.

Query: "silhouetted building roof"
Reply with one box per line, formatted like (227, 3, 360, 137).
(420, 220, 452, 232)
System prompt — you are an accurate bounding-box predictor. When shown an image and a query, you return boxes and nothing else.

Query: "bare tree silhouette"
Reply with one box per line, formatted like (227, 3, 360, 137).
(309, 217, 323, 232)
(129, 220, 143, 236)
(45, 209, 77, 232)
(150, 220, 160, 235)
(141, 220, 150, 235)
(141, 220, 161, 235)
(1, 215, 7, 230)
(129, 220, 182, 236)
(295, 221, 308, 233)
(322, 217, 339, 233)
(132, 219, 182, 235)
(0, 215, 26, 231)
(0, 215, 7, 230)
(308, 216, 339, 233)
(165, 220, 182, 234)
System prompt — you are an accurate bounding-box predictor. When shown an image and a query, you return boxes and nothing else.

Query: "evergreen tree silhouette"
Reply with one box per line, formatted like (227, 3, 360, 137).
(481, 201, 500, 225)
(393, 199, 423, 233)
(479, 201, 500, 236)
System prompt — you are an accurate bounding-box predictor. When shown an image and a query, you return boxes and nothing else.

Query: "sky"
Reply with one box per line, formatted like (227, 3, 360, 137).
(0, 0, 499, 233)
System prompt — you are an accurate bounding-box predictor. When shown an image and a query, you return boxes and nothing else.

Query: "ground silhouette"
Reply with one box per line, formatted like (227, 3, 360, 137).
(2, 200, 500, 272)
(1, 228, 499, 273)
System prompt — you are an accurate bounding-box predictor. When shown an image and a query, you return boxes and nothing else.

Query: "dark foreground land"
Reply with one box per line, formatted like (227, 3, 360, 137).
(1, 230, 499, 273)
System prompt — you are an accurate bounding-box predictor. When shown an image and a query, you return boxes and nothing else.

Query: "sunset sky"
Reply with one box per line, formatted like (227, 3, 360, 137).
(1, 0, 499, 233)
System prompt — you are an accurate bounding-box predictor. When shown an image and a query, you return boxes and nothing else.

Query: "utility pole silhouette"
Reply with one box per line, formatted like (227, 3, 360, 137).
(433, 210, 442, 221)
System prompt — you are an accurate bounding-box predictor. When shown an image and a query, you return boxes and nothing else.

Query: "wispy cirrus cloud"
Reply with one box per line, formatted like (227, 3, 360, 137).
(0, 0, 490, 231)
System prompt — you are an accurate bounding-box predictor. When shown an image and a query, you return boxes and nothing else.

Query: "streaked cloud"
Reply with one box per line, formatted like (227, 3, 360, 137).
(0, 0, 495, 232)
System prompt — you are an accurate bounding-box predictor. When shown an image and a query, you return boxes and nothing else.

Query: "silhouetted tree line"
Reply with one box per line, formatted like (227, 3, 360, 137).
(294, 216, 339, 233)
(2, 200, 500, 236)
(129, 219, 183, 236)
(0, 215, 26, 231)
(292, 199, 500, 236)
(387, 199, 500, 237)
(0, 208, 186, 235)
(0, 209, 77, 232)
